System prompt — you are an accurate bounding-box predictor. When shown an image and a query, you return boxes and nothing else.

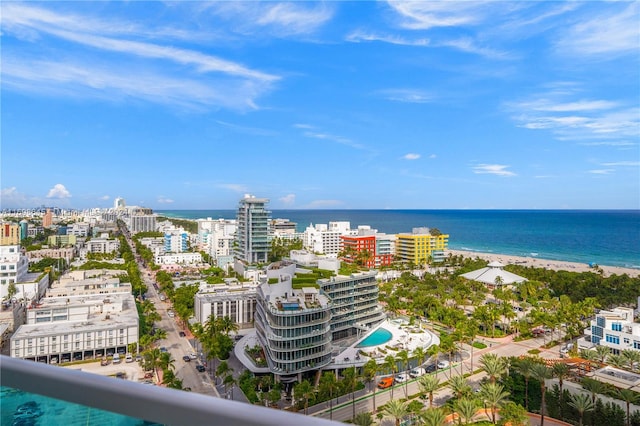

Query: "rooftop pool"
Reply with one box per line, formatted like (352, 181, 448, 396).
(356, 328, 392, 348)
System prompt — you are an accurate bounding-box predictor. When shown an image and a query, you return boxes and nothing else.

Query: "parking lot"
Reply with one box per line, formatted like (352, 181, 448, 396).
(64, 359, 146, 382)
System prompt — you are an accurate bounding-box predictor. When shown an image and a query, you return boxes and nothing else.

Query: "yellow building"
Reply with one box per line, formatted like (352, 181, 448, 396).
(395, 227, 449, 265)
(1, 222, 21, 245)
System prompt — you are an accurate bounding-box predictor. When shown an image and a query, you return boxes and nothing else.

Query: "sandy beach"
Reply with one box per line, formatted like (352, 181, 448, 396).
(446, 249, 640, 278)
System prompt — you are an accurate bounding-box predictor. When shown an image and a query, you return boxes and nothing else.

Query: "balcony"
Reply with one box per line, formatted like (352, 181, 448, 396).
(1, 355, 338, 426)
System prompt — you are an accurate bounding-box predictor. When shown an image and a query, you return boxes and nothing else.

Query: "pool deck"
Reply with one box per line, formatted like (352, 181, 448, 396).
(330, 318, 440, 368)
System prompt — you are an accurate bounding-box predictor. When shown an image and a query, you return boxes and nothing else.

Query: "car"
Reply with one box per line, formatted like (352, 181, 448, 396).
(167, 311, 174, 318)
(395, 374, 407, 383)
(113, 354, 122, 364)
(189, 353, 197, 360)
(125, 353, 134, 363)
(424, 364, 437, 373)
(115, 372, 126, 380)
(196, 364, 206, 372)
(50, 357, 58, 365)
(377, 377, 394, 389)
(100, 357, 110, 366)
(182, 355, 191, 362)
(437, 360, 450, 369)
(234, 335, 243, 341)
(160, 347, 168, 353)
(179, 331, 186, 337)
(409, 367, 426, 378)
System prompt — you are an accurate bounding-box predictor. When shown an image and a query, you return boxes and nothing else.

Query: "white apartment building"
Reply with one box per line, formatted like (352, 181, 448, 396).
(164, 232, 188, 253)
(303, 222, 353, 256)
(84, 234, 120, 254)
(194, 281, 259, 329)
(10, 292, 139, 364)
(66, 222, 91, 237)
(580, 307, 640, 354)
(45, 270, 132, 298)
(235, 195, 271, 264)
(138, 237, 165, 256)
(155, 252, 203, 265)
(0, 245, 29, 299)
(129, 214, 157, 234)
(27, 247, 76, 263)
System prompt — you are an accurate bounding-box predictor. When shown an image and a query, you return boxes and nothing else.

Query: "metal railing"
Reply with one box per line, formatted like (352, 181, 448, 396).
(0, 355, 339, 426)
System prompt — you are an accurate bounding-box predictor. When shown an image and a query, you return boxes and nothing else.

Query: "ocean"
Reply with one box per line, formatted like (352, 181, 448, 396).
(156, 210, 640, 270)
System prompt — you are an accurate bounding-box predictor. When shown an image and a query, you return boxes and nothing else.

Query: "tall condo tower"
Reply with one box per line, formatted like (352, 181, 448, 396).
(235, 194, 271, 264)
(114, 197, 126, 210)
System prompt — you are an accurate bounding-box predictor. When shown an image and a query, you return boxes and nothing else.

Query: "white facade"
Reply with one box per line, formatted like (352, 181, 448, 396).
(10, 292, 139, 363)
(66, 222, 91, 237)
(0, 245, 29, 299)
(155, 252, 203, 265)
(194, 282, 258, 329)
(581, 307, 640, 354)
(85, 235, 120, 254)
(129, 215, 156, 234)
(303, 222, 350, 255)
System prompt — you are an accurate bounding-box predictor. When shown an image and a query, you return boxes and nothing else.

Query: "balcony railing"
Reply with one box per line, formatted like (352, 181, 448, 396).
(0, 355, 339, 426)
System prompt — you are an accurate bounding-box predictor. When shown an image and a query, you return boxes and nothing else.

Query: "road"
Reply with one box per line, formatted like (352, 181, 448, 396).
(122, 227, 219, 398)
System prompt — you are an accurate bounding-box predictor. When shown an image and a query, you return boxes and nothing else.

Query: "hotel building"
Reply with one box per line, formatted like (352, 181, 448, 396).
(395, 227, 449, 265)
(580, 307, 640, 354)
(194, 281, 258, 329)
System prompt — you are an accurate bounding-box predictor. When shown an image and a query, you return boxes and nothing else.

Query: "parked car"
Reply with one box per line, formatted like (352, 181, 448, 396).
(125, 353, 134, 363)
(160, 347, 168, 353)
(113, 354, 122, 364)
(437, 360, 449, 369)
(395, 374, 408, 383)
(167, 310, 175, 318)
(189, 353, 197, 360)
(409, 367, 426, 378)
(100, 357, 110, 366)
(182, 355, 191, 362)
(377, 377, 394, 389)
(424, 364, 437, 373)
(179, 331, 186, 337)
(196, 364, 206, 372)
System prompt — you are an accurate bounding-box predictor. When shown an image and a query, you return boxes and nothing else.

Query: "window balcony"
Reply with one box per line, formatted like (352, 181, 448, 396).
(1, 355, 338, 426)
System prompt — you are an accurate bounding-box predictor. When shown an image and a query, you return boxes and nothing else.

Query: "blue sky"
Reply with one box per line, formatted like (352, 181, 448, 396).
(1, 1, 639, 210)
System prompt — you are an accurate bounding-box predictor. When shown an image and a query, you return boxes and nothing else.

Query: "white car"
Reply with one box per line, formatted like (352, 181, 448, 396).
(189, 353, 197, 360)
(395, 374, 408, 383)
(437, 360, 450, 369)
(409, 367, 426, 378)
(125, 353, 134, 363)
(167, 311, 175, 318)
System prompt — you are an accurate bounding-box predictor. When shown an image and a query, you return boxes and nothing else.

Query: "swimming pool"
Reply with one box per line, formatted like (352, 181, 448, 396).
(356, 328, 393, 347)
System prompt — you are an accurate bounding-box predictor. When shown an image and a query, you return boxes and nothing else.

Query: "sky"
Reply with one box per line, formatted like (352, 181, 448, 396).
(1, 1, 639, 211)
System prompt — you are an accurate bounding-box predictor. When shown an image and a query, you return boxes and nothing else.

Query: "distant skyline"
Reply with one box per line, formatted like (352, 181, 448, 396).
(1, 1, 639, 210)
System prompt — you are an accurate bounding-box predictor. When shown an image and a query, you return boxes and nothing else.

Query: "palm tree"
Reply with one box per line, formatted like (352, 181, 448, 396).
(319, 372, 338, 421)
(438, 333, 456, 379)
(594, 345, 610, 364)
(342, 366, 358, 420)
(384, 354, 398, 399)
(382, 399, 408, 426)
(479, 353, 507, 384)
(568, 393, 595, 426)
(608, 354, 628, 369)
(616, 388, 640, 426)
(413, 346, 426, 366)
(418, 374, 440, 408)
(531, 363, 551, 426)
(552, 362, 571, 419)
(449, 375, 472, 399)
(293, 380, 314, 415)
(621, 349, 640, 372)
(514, 357, 535, 410)
(454, 397, 479, 425)
(397, 349, 411, 397)
(142, 347, 162, 381)
(353, 412, 373, 426)
(480, 382, 509, 424)
(421, 407, 447, 426)
(363, 359, 379, 413)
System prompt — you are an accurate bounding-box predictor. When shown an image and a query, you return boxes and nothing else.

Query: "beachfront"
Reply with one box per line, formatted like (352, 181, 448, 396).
(447, 249, 640, 278)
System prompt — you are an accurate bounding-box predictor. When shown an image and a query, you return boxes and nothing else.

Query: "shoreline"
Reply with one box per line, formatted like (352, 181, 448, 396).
(446, 249, 640, 278)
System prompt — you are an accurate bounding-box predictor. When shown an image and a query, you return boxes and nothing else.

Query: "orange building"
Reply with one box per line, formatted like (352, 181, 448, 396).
(42, 209, 53, 227)
(340, 234, 394, 268)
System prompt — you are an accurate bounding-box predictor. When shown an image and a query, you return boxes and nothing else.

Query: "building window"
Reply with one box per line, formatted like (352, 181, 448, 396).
(612, 323, 622, 332)
(605, 334, 620, 345)
(624, 338, 630, 344)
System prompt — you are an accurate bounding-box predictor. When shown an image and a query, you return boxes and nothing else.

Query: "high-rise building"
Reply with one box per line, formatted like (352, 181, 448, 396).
(42, 209, 53, 227)
(19, 220, 29, 241)
(114, 197, 126, 210)
(235, 195, 271, 264)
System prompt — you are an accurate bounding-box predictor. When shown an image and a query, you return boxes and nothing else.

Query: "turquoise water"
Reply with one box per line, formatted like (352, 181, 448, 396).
(0, 386, 160, 426)
(157, 209, 640, 269)
(356, 328, 392, 347)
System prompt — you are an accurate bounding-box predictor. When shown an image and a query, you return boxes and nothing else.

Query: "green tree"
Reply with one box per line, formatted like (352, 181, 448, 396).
(353, 412, 374, 426)
(531, 363, 551, 426)
(616, 389, 640, 426)
(421, 407, 448, 426)
(363, 359, 379, 413)
(480, 381, 509, 425)
(418, 374, 440, 409)
(569, 393, 595, 426)
(480, 353, 508, 384)
(454, 397, 479, 425)
(498, 401, 529, 426)
(293, 380, 314, 415)
(552, 362, 571, 419)
(449, 374, 472, 399)
(514, 357, 536, 410)
(384, 354, 398, 399)
(318, 372, 338, 421)
(382, 399, 408, 426)
(396, 349, 411, 397)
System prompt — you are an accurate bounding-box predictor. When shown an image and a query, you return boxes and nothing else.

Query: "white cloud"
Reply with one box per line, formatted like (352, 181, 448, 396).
(387, 1, 493, 30)
(46, 184, 71, 199)
(472, 164, 516, 177)
(217, 183, 248, 193)
(601, 161, 640, 167)
(293, 123, 314, 129)
(305, 199, 344, 208)
(403, 153, 421, 160)
(555, 3, 640, 57)
(429, 154, 437, 159)
(378, 89, 434, 104)
(157, 196, 174, 204)
(100, 195, 110, 200)
(279, 194, 296, 205)
(438, 37, 510, 59)
(346, 30, 429, 46)
(302, 131, 367, 151)
(589, 169, 614, 175)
